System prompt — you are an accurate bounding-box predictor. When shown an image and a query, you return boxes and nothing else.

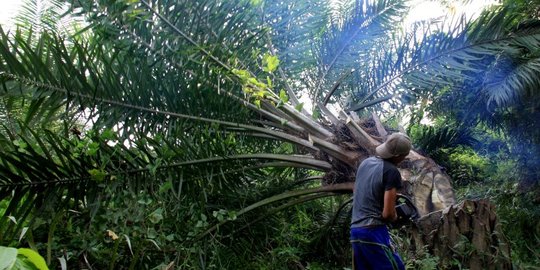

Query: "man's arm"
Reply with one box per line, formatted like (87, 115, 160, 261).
(382, 188, 398, 222)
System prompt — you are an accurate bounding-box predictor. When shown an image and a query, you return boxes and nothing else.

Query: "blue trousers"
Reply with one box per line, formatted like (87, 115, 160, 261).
(350, 226, 405, 270)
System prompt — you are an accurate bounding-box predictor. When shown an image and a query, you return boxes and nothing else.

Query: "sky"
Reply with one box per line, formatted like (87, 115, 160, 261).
(0, 0, 22, 29)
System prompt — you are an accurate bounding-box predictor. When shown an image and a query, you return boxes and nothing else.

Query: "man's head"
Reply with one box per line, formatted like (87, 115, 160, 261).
(375, 133, 412, 163)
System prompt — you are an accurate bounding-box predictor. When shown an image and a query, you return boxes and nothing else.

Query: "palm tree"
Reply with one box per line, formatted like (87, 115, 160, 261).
(2, 0, 536, 268)
(407, 2, 540, 190)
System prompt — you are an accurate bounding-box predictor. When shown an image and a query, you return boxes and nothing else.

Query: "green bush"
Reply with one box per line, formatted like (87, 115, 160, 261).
(446, 146, 489, 186)
(0, 246, 48, 270)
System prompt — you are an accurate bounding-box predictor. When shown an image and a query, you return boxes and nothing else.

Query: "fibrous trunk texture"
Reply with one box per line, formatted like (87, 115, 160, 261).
(410, 200, 512, 270)
(399, 152, 456, 216)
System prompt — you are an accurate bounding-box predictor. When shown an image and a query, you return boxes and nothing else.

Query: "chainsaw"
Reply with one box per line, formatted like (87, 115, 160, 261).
(391, 194, 419, 229)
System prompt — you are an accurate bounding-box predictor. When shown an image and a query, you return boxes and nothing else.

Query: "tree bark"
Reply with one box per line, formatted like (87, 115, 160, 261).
(409, 200, 512, 270)
(399, 152, 456, 216)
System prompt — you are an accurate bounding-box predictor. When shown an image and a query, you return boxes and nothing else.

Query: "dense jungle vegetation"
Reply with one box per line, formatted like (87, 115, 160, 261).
(0, 0, 539, 269)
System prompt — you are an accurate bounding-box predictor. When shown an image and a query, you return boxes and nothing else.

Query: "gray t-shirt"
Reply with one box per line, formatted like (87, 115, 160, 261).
(351, 156, 402, 228)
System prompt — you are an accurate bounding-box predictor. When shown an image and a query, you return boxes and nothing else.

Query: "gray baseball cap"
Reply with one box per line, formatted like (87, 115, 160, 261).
(375, 133, 412, 159)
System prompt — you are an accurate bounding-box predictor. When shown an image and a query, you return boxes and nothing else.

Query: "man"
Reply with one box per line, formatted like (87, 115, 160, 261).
(350, 132, 412, 270)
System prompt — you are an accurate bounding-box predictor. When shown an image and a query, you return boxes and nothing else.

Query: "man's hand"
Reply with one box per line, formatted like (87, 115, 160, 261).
(382, 188, 398, 222)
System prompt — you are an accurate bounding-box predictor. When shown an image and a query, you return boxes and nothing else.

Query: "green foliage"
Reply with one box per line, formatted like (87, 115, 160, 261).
(409, 123, 488, 186)
(495, 190, 540, 267)
(405, 255, 440, 270)
(0, 246, 49, 270)
(0, 247, 18, 269)
(16, 249, 48, 270)
(295, 103, 305, 112)
(409, 123, 478, 155)
(14, 0, 76, 37)
(2, 0, 540, 269)
(236, 198, 350, 270)
(391, 230, 441, 270)
(456, 156, 540, 268)
(23, 184, 349, 269)
(446, 147, 489, 185)
(262, 53, 280, 73)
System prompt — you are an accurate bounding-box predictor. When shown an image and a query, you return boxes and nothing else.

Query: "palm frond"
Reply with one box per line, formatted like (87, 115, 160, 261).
(397, 7, 540, 110)
(313, 0, 409, 102)
(197, 183, 352, 240)
(483, 53, 540, 107)
(15, 0, 65, 33)
(319, 5, 540, 116)
(410, 124, 478, 155)
(14, 0, 86, 39)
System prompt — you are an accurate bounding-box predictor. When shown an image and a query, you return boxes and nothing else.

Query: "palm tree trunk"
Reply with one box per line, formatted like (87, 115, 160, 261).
(410, 200, 512, 270)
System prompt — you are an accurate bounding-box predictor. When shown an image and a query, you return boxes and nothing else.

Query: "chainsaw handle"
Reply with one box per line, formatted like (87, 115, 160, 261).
(390, 194, 419, 229)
